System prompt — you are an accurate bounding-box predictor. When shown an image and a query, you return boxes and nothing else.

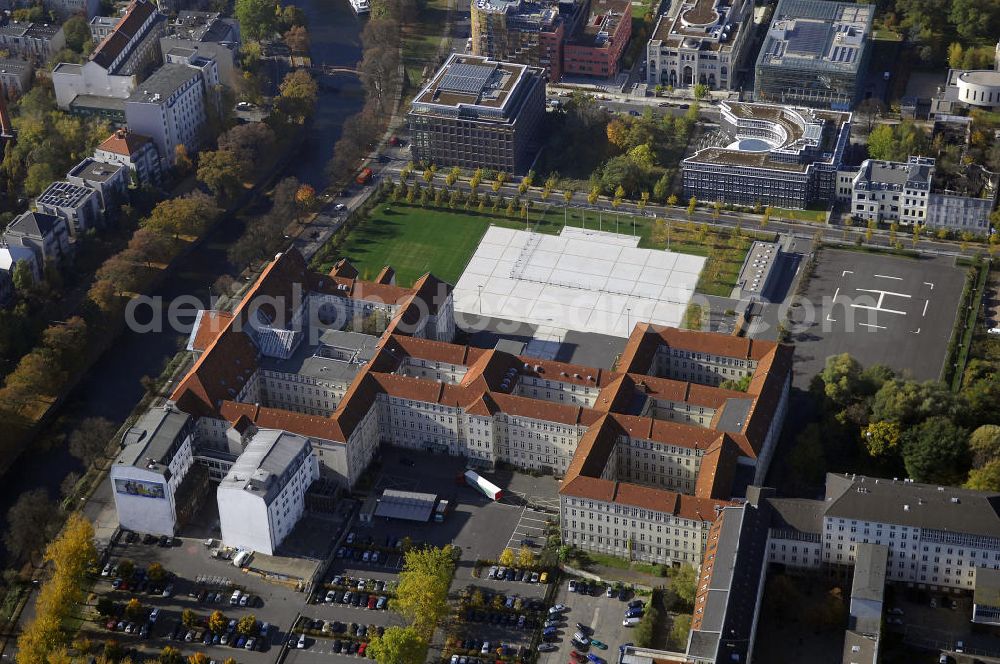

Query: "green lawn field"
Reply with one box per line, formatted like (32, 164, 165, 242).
(324, 202, 754, 296)
(336, 206, 493, 286)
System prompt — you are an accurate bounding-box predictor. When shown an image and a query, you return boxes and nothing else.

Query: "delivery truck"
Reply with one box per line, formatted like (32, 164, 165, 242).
(464, 470, 503, 501)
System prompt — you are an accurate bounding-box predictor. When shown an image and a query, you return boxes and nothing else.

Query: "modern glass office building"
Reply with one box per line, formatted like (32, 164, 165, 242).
(754, 0, 872, 111)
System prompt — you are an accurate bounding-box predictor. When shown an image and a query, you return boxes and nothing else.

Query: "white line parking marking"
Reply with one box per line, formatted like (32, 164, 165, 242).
(874, 274, 903, 280)
(924, 282, 934, 290)
(912, 328, 921, 334)
(922, 300, 929, 317)
(843, 270, 854, 276)
(858, 322, 887, 330)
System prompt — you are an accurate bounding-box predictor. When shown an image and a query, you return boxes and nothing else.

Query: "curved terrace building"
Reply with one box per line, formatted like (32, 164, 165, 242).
(682, 100, 851, 209)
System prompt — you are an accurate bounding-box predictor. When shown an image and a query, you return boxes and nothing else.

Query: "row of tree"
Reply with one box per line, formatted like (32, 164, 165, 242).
(15, 513, 96, 664)
(367, 545, 455, 664)
(327, 18, 402, 185)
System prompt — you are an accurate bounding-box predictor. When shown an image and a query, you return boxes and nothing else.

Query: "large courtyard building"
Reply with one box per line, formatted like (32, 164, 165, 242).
(561, 0, 631, 79)
(408, 54, 546, 174)
(682, 100, 851, 208)
(469, 0, 580, 81)
(155, 247, 792, 563)
(754, 0, 872, 110)
(645, 0, 754, 91)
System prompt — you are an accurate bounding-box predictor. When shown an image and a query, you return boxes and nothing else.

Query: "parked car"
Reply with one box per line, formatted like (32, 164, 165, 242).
(537, 644, 557, 652)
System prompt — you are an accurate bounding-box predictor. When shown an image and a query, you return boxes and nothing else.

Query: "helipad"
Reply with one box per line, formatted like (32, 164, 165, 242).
(454, 226, 705, 339)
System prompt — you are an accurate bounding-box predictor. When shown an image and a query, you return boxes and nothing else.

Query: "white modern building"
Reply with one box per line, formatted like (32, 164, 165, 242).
(94, 127, 163, 185)
(932, 42, 1000, 116)
(216, 428, 319, 555)
(2, 210, 71, 267)
(110, 406, 196, 536)
(67, 157, 129, 212)
(646, 0, 755, 91)
(34, 180, 104, 235)
(124, 59, 215, 166)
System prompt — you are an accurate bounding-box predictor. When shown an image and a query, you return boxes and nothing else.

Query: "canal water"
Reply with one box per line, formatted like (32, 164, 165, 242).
(0, 0, 365, 563)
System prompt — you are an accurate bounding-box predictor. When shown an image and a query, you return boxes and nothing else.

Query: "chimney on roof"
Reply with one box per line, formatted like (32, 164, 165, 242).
(116, 128, 127, 139)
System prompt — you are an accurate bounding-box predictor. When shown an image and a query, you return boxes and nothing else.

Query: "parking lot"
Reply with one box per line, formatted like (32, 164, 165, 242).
(536, 578, 646, 664)
(790, 249, 965, 385)
(86, 447, 564, 663)
(887, 585, 1000, 660)
(92, 532, 310, 663)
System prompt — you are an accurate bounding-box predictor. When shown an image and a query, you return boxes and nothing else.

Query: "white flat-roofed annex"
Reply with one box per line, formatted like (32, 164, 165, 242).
(454, 225, 705, 339)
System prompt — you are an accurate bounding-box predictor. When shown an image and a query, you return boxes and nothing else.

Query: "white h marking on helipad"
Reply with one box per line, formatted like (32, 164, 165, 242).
(851, 288, 911, 316)
(858, 322, 888, 330)
(874, 274, 903, 280)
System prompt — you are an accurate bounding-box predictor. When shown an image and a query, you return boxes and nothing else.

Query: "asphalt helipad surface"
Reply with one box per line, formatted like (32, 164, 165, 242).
(790, 249, 965, 384)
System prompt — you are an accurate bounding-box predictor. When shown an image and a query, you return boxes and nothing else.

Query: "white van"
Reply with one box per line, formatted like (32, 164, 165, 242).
(623, 617, 641, 627)
(233, 550, 252, 568)
(230, 590, 241, 605)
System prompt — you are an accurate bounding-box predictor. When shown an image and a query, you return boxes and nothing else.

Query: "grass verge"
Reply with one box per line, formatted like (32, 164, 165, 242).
(944, 258, 990, 389)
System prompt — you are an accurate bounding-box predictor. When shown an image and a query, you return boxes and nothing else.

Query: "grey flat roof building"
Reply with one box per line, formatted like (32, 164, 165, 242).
(219, 429, 312, 505)
(117, 406, 194, 476)
(823, 473, 1000, 539)
(754, 0, 872, 110)
(260, 329, 380, 385)
(128, 62, 201, 102)
(687, 487, 775, 664)
(374, 489, 439, 521)
(408, 53, 546, 173)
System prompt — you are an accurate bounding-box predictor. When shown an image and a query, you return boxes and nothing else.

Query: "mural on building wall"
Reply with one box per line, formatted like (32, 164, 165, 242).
(114, 478, 166, 499)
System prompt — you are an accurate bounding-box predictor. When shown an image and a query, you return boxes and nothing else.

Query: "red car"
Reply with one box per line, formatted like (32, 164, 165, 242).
(367, 595, 377, 610)
(358, 642, 368, 656)
(571, 651, 587, 663)
(106, 619, 117, 631)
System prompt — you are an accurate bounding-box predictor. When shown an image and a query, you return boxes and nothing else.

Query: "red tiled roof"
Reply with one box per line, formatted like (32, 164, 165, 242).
(374, 266, 395, 284)
(694, 435, 740, 500)
(97, 128, 152, 157)
(190, 310, 233, 352)
(517, 357, 609, 388)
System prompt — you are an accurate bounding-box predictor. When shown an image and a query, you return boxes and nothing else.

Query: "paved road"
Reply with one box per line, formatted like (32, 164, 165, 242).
(379, 162, 983, 261)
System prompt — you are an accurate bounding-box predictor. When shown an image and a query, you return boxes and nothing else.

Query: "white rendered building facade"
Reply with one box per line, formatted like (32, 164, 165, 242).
(109, 406, 196, 536)
(768, 474, 1000, 592)
(216, 428, 319, 555)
